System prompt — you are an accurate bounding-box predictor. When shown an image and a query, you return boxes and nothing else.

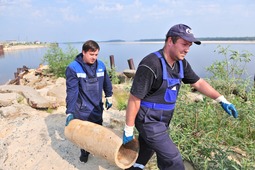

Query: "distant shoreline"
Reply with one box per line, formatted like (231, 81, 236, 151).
(3, 44, 48, 51)
(2, 41, 255, 51)
(201, 40, 255, 44)
(99, 40, 255, 44)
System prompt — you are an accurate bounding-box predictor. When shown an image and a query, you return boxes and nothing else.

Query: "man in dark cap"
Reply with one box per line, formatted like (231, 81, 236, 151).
(123, 24, 238, 170)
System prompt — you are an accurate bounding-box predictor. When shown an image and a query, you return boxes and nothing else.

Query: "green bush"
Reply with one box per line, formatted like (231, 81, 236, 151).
(206, 45, 253, 96)
(42, 44, 78, 78)
(107, 66, 120, 84)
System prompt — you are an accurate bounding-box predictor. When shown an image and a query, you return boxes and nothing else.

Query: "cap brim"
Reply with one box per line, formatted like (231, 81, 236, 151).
(182, 36, 201, 45)
(194, 41, 201, 45)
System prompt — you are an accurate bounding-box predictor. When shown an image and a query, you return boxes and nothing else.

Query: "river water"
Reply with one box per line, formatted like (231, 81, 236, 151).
(0, 42, 254, 85)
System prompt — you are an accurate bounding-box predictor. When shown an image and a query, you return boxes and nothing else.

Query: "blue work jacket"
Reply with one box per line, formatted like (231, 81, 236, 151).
(65, 53, 112, 123)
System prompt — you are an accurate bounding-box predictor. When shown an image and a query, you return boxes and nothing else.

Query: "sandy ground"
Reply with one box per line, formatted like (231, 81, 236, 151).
(0, 104, 124, 170)
(3, 44, 48, 51)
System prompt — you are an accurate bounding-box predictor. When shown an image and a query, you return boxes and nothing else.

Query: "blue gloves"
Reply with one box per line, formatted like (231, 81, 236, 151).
(216, 96, 238, 118)
(105, 97, 112, 110)
(123, 124, 134, 144)
(65, 113, 74, 126)
(220, 102, 238, 118)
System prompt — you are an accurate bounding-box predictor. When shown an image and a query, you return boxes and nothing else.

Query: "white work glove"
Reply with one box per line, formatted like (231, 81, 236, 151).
(123, 124, 134, 144)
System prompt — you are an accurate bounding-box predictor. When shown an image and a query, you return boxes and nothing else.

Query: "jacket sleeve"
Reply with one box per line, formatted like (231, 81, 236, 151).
(103, 69, 113, 97)
(65, 66, 79, 114)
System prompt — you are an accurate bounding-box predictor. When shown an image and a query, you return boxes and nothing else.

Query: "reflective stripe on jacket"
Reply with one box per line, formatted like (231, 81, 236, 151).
(66, 54, 112, 123)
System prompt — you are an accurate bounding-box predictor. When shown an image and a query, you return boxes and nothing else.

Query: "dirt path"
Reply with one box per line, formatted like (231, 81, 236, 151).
(0, 105, 123, 170)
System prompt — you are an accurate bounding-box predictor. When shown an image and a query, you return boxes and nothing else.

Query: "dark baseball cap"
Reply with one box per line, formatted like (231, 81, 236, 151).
(166, 24, 201, 45)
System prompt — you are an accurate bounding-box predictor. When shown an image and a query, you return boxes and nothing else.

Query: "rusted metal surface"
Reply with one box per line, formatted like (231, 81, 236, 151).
(110, 55, 115, 69)
(127, 58, 135, 70)
(0, 45, 4, 56)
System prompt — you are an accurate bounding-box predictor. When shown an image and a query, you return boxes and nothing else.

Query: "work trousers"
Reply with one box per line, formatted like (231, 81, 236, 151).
(134, 133, 185, 170)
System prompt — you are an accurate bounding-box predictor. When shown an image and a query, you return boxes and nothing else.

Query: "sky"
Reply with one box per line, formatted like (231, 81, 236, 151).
(0, 0, 255, 43)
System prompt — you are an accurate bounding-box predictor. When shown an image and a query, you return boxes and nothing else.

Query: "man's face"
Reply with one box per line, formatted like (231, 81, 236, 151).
(82, 49, 99, 64)
(169, 38, 192, 61)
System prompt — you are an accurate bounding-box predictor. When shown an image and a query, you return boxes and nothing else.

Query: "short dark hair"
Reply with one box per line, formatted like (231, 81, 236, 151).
(82, 40, 100, 52)
(165, 36, 180, 44)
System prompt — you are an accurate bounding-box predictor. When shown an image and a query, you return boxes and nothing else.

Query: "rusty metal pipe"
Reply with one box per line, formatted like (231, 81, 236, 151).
(64, 119, 139, 169)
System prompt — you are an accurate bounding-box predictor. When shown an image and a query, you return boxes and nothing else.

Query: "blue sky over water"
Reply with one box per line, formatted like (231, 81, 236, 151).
(0, 0, 254, 42)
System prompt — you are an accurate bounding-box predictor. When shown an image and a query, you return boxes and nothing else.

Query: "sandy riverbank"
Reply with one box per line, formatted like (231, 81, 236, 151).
(0, 66, 197, 170)
(3, 44, 49, 51)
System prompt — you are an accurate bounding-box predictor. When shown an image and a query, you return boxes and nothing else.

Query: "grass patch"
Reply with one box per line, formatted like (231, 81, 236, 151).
(170, 83, 255, 170)
(112, 84, 131, 111)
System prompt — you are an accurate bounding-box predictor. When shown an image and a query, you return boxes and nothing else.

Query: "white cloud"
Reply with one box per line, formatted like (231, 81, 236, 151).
(59, 6, 82, 22)
(93, 3, 123, 12)
(1, 0, 255, 42)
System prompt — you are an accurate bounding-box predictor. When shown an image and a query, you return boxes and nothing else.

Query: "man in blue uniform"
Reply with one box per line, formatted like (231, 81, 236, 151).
(123, 24, 238, 170)
(65, 40, 113, 163)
